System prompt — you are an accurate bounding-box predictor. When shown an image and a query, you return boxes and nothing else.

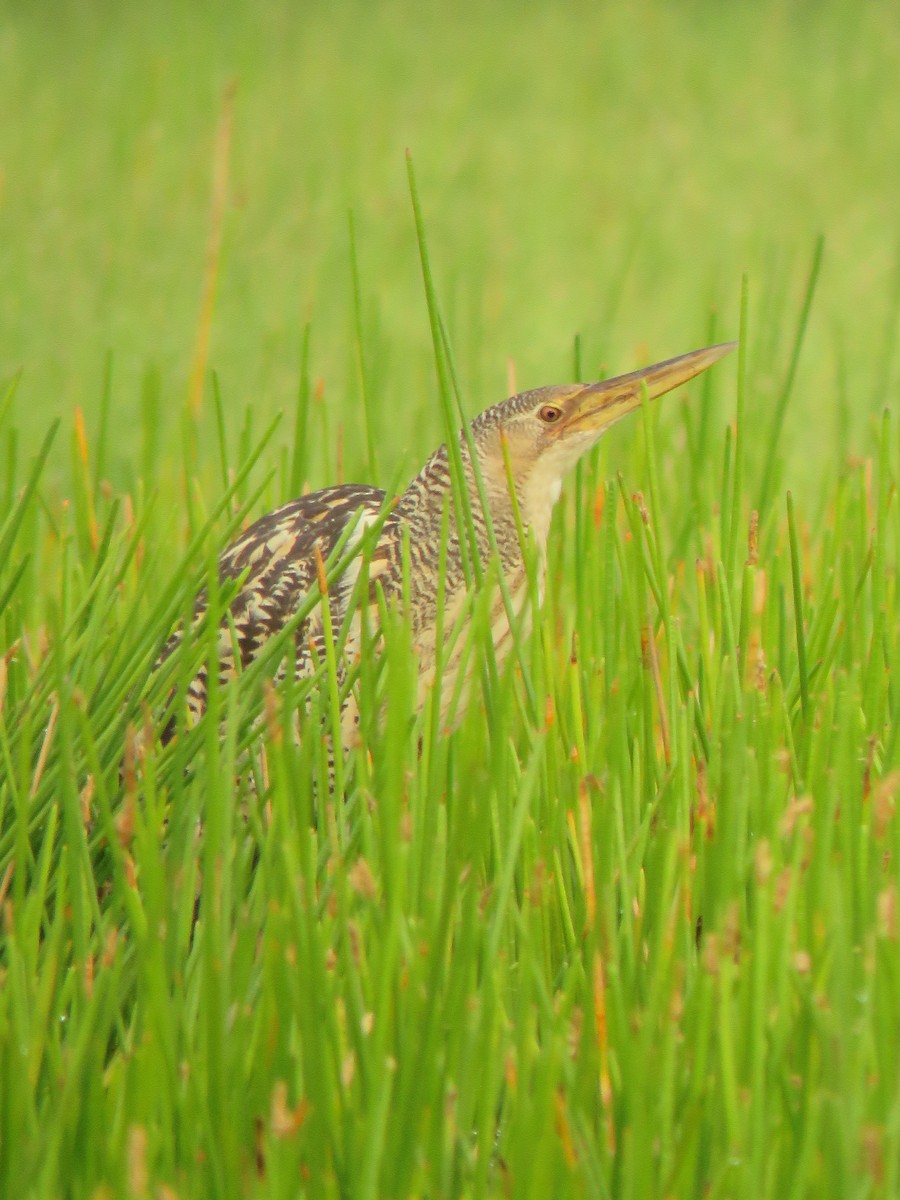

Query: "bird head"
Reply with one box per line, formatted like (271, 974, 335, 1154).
(471, 342, 735, 535)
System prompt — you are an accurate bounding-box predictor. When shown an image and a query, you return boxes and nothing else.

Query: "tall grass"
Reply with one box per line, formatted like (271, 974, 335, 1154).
(2, 211, 899, 1195)
(2, 1, 900, 1196)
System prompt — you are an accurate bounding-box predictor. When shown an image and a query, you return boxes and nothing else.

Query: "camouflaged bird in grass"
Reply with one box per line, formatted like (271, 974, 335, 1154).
(155, 344, 734, 752)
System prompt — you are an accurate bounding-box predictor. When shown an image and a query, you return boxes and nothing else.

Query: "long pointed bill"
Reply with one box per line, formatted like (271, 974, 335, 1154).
(565, 342, 735, 434)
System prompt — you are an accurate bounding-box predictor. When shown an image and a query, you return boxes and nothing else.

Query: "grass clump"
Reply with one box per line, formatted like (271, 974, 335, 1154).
(1, 231, 899, 1197)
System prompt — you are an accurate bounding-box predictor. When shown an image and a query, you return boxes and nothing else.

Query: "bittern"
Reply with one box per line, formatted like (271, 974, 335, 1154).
(158, 343, 733, 751)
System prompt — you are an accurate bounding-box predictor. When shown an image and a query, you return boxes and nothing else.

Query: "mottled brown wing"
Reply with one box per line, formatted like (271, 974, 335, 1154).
(156, 484, 393, 736)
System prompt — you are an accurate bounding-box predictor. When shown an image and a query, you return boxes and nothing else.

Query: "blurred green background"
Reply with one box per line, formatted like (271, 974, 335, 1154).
(1, 0, 898, 491)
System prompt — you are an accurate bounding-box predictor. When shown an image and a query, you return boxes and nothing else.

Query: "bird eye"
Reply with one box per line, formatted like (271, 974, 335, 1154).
(538, 404, 562, 424)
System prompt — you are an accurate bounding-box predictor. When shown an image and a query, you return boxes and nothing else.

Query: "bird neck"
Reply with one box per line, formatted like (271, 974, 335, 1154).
(391, 439, 551, 645)
(396, 441, 536, 571)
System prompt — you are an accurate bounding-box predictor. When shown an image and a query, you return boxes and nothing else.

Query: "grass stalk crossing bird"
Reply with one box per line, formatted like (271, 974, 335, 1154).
(156, 343, 733, 754)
